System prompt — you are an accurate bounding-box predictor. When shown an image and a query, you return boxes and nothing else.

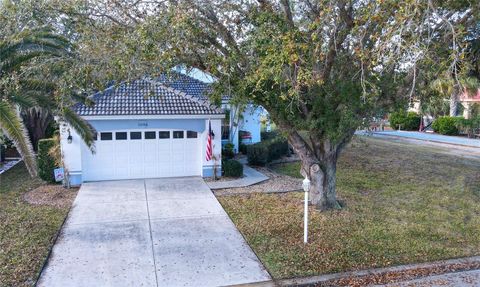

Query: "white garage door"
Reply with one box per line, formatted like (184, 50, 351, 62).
(82, 129, 201, 181)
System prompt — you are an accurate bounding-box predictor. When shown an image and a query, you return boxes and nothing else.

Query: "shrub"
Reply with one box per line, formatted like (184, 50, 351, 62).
(239, 143, 248, 155)
(456, 117, 480, 137)
(37, 138, 57, 183)
(223, 159, 243, 177)
(389, 111, 421, 130)
(0, 144, 5, 162)
(261, 131, 279, 141)
(267, 138, 289, 161)
(247, 143, 269, 166)
(247, 137, 289, 166)
(222, 142, 235, 159)
(432, 116, 459, 135)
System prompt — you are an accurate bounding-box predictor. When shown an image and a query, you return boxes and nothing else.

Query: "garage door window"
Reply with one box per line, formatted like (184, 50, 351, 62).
(173, 131, 184, 139)
(187, 131, 198, 138)
(159, 131, 170, 139)
(115, 132, 127, 140)
(145, 131, 156, 139)
(130, 132, 142, 140)
(100, 132, 112, 140)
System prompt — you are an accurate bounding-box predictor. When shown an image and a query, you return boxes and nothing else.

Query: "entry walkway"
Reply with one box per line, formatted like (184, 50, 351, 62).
(207, 165, 269, 189)
(37, 178, 270, 287)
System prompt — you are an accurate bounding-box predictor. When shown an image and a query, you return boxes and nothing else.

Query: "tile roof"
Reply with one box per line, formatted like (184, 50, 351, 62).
(156, 71, 230, 101)
(74, 78, 223, 116)
(156, 72, 212, 101)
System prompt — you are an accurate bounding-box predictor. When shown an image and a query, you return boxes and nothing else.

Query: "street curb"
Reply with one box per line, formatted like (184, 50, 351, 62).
(226, 256, 480, 287)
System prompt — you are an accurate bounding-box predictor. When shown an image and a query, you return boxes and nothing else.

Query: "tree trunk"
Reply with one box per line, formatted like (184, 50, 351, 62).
(21, 108, 53, 151)
(449, 91, 459, 117)
(307, 155, 341, 211)
(286, 130, 342, 211)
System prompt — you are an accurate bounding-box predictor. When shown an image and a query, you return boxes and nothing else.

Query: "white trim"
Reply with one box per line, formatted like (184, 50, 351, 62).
(82, 114, 225, 121)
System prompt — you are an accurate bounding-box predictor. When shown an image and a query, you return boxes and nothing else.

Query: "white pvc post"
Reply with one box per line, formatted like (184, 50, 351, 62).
(304, 189, 308, 244)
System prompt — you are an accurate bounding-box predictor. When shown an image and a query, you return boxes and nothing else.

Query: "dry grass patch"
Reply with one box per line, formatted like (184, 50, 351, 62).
(0, 164, 73, 286)
(218, 136, 480, 279)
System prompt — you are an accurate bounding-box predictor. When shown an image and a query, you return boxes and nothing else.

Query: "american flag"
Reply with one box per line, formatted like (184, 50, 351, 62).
(206, 120, 213, 161)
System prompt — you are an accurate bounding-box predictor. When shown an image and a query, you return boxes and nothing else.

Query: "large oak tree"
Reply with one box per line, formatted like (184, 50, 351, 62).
(54, 0, 478, 210)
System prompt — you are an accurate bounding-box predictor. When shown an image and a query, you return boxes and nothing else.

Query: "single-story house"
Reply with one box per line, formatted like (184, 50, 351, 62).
(460, 88, 480, 119)
(59, 71, 262, 185)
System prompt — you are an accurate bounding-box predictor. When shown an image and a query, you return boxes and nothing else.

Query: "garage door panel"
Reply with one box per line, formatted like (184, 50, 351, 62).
(82, 129, 200, 181)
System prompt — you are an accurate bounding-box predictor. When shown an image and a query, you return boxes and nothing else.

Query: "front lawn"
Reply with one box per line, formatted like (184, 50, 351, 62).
(218, 136, 480, 279)
(0, 164, 70, 286)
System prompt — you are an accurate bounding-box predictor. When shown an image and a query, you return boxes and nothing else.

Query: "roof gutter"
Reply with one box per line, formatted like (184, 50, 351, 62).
(81, 114, 225, 121)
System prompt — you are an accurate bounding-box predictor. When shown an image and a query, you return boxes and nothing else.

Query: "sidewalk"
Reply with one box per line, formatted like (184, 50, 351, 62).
(371, 131, 480, 148)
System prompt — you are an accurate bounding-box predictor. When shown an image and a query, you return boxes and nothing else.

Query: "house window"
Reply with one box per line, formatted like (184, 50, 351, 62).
(115, 132, 127, 140)
(222, 109, 230, 140)
(130, 132, 142, 140)
(173, 131, 184, 138)
(159, 131, 170, 139)
(100, 132, 112, 141)
(145, 131, 156, 139)
(187, 131, 197, 138)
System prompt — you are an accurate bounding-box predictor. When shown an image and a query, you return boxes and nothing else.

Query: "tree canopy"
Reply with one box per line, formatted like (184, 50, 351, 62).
(1, 0, 478, 208)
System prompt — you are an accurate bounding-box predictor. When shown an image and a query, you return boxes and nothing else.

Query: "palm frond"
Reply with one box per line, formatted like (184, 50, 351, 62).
(6, 91, 38, 109)
(23, 90, 56, 109)
(1, 51, 55, 75)
(0, 28, 70, 75)
(61, 107, 95, 150)
(0, 101, 37, 176)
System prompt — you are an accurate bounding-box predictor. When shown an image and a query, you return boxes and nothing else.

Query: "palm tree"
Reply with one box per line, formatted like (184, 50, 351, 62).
(0, 28, 72, 176)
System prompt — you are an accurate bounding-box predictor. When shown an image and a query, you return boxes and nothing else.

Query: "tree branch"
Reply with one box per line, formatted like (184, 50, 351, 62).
(281, 0, 295, 28)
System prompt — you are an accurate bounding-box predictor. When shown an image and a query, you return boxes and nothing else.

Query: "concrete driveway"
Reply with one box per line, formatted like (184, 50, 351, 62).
(37, 178, 270, 287)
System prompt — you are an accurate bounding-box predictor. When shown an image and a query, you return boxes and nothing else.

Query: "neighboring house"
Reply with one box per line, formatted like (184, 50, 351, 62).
(159, 69, 263, 152)
(460, 88, 480, 119)
(59, 71, 262, 185)
(222, 103, 263, 153)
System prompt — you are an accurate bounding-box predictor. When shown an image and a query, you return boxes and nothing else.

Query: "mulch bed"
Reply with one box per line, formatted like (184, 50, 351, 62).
(214, 166, 302, 196)
(23, 185, 79, 209)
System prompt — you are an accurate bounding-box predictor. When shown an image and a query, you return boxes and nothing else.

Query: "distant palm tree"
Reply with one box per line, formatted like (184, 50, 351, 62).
(0, 27, 87, 176)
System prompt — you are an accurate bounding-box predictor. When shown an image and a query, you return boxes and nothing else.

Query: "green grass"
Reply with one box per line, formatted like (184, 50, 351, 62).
(0, 164, 69, 286)
(218, 136, 480, 279)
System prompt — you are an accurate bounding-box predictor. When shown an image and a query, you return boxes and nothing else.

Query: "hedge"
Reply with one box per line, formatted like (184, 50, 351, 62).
(267, 138, 289, 161)
(389, 111, 421, 131)
(239, 143, 248, 155)
(247, 137, 289, 166)
(223, 159, 243, 177)
(222, 142, 235, 159)
(37, 138, 57, 183)
(432, 116, 459, 135)
(261, 131, 280, 141)
(247, 143, 269, 166)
